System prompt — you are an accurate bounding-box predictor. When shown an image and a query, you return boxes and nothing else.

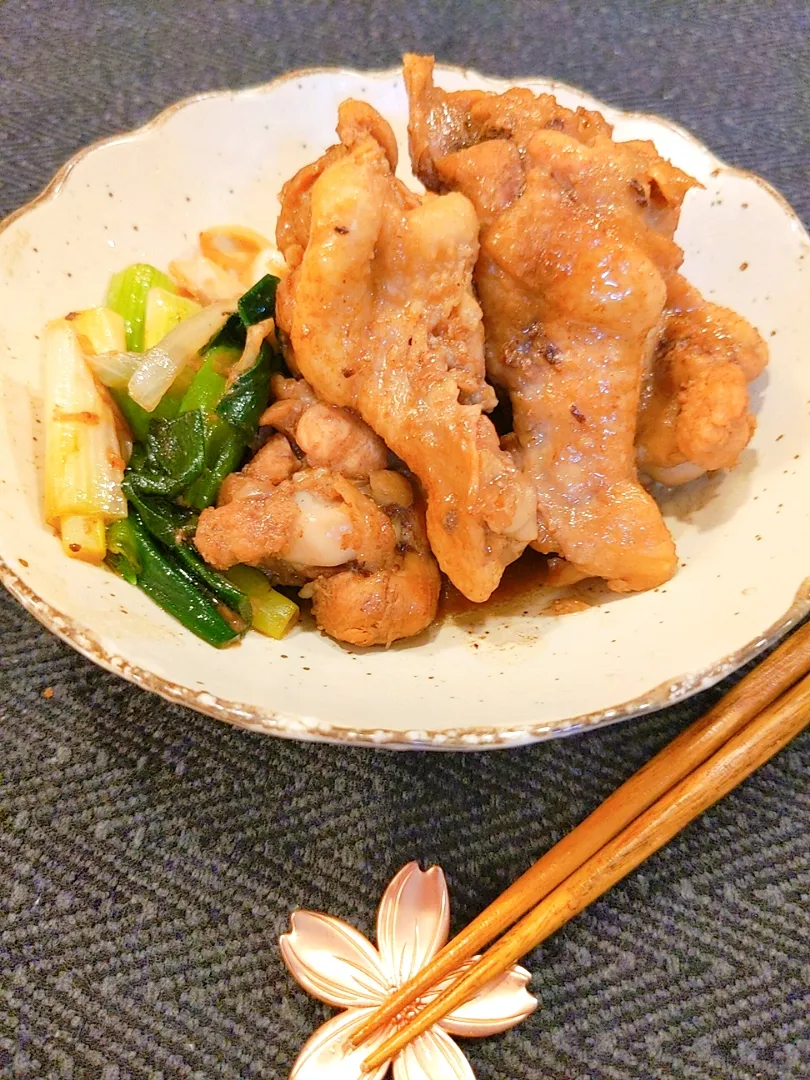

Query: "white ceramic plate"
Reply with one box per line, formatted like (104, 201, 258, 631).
(1, 66, 809, 749)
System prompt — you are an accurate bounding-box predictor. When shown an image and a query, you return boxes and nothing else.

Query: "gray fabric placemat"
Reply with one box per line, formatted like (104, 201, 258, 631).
(1, 2, 808, 1077)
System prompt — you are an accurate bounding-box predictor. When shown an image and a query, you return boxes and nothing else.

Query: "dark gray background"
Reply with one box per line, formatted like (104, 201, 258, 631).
(1, 2, 809, 1078)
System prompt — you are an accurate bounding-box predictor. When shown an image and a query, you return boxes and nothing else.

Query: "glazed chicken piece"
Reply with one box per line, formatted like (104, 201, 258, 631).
(274, 101, 536, 603)
(404, 54, 699, 592)
(199, 466, 395, 574)
(216, 432, 300, 503)
(259, 374, 390, 479)
(637, 275, 768, 485)
(195, 380, 440, 646)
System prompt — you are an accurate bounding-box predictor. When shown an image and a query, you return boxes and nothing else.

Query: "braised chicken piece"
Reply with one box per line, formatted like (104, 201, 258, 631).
(305, 544, 441, 648)
(195, 379, 440, 646)
(259, 375, 390, 479)
(637, 275, 768, 485)
(274, 101, 536, 603)
(198, 65, 768, 644)
(216, 433, 300, 504)
(404, 55, 703, 592)
(256, 374, 317, 441)
(199, 466, 392, 572)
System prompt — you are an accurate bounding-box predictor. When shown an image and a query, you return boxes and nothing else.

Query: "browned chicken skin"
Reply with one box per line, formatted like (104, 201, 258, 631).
(274, 100, 536, 603)
(637, 275, 768, 485)
(404, 53, 701, 592)
(199, 61, 769, 644)
(404, 54, 768, 587)
(198, 467, 396, 574)
(195, 380, 440, 646)
(307, 550, 440, 648)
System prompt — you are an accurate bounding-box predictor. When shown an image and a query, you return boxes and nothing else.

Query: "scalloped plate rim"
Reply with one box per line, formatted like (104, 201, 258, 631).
(2, 63, 809, 750)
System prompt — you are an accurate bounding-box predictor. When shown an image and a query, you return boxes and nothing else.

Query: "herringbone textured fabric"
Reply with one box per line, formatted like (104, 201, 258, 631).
(1, 2, 808, 1078)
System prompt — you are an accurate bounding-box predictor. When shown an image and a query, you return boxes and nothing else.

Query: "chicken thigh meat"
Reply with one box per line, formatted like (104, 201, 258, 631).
(274, 101, 536, 603)
(403, 53, 766, 591)
(197, 62, 767, 646)
(195, 378, 440, 647)
(637, 275, 768, 486)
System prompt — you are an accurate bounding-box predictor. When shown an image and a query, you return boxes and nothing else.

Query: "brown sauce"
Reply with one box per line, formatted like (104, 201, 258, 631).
(287, 550, 594, 642)
(541, 597, 592, 616)
(439, 548, 553, 622)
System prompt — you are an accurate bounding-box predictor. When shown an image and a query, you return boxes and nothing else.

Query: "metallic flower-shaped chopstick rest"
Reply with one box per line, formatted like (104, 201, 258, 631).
(280, 862, 537, 1079)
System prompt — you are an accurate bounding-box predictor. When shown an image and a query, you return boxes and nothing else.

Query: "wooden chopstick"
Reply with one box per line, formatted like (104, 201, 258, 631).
(351, 619, 810, 1051)
(362, 667, 810, 1071)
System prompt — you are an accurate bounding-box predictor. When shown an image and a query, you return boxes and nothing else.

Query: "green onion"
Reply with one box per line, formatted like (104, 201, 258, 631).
(182, 431, 246, 511)
(146, 412, 205, 483)
(106, 513, 245, 648)
(217, 342, 276, 434)
(127, 300, 235, 413)
(105, 264, 177, 353)
(178, 349, 232, 415)
(237, 274, 280, 326)
(225, 565, 299, 639)
(173, 345, 244, 509)
(104, 271, 283, 643)
(177, 546, 251, 623)
(204, 312, 247, 354)
(143, 287, 201, 350)
(122, 483, 251, 622)
(201, 275, 281, 360)
(112, 388, 180, 443)
(181, 342, 276, 509)
(106, 517, 139, 585)
(125, 411, 206, 497)
(121, 479, 198, 544)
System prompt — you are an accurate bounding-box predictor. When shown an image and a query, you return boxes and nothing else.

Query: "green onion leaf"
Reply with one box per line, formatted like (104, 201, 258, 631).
(106, 513, 245, 648)
(177, 340, 278, 509)
(112, 388, 180, 443)
(204, 312, 247, 354)
(121, 479, 198, 546)
(105, 518, 140, 584)
(182, 429, 246, 511)
(178, 350, 231, 416)
(122, 484, 250, 622)
(146, 411, 206, 484)
(237, 274, 280, 326)
(126, 410, 206, 497)
(216, 342, 276, 434)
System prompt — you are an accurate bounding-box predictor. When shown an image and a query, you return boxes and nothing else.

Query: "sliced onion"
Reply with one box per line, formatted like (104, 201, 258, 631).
(128, 299, 235, 412)
(169, 255, 243, 305)
(85, 350, 142, 390)
(225, 317, 275, 390)
(247, 245, 289, 286)
(200, 224, 271, 275)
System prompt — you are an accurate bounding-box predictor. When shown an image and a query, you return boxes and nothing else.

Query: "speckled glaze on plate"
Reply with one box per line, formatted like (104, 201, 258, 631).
(1, 65, 809, 749)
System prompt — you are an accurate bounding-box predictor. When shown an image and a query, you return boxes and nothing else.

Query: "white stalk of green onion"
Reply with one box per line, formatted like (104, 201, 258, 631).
(43, 320, 128, 563)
